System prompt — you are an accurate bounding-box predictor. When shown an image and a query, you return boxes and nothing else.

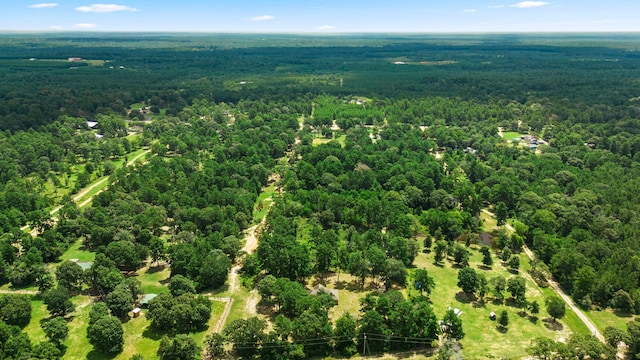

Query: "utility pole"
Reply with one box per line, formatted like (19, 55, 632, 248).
(362, 333, 367, 356)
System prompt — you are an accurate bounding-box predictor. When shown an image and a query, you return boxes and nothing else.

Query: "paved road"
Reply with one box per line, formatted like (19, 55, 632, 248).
(482, 209, 605, 343)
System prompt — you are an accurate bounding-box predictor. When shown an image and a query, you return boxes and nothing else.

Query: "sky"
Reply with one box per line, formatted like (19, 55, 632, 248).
(1, 1, 639, 33)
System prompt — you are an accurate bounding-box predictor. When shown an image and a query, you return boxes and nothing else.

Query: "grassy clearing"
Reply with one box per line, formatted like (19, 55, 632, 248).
(63, 294, 226, 360)
(586, 309, 637, 332)
(414, 248, 572, 359)
(59, 239, 95, 263)
(479, 211, 497, 232)
(22, 298, 48, 344)
(502, 132, 522, 141)
(253, 184, 275, 223)
(136, 264, 171, 295)
(312, 134, 346, 147)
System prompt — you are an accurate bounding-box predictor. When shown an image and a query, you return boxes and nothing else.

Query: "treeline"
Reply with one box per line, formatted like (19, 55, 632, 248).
(2, 34, 640, 131)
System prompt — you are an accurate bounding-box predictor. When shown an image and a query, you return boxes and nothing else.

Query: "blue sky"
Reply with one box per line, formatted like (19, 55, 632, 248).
(2, 1, 639, 32)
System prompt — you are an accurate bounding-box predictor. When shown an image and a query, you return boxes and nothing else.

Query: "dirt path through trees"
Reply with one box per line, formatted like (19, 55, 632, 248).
(482, 209, 604, 343)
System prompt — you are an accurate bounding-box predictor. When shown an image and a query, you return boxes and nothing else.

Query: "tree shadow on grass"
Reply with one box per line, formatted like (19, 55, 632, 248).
(477, 265, 492, 271)
(454, 291, 475, 304)
(517, 310, 528, 318)
(142, 324, 164, 341)
(528, 315, 539, 324)
(147, 264, 168, 274)
(86, 350, 117, 360)
(613, 309, 634, 318)
(433, 262, 445, 268)
(496, 325, 508, 333)
(543, 318, 564, 331)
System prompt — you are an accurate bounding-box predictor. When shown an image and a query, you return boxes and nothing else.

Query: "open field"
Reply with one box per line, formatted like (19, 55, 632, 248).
(586, 309, 637, 333)
(312, 134, 346, 147)
(59, 239, 95, 263)
(502, 132, 523, 141)
(253, 184, 276, 223)
(414, 248, 572, 359)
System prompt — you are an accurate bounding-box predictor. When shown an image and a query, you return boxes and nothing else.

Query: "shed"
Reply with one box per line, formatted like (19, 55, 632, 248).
(309, 285, 339, 304)
(489, 311, 496, 320)
(140, 294, 158, 308)
(132, 307, 141, 318)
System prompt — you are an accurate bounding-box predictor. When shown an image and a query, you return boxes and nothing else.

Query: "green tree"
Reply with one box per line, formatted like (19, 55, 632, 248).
(496, 202, 508, 226)
(498, 310, 509, 330)
(43, 286, 74, 317)
(55, 261, 84, 293)
(107, 283, 134, 318)
(168, 275, 196, 297)
(603, 326, 627, 348)
(42, 316, 69, 347)
(413, 268, 436, 296)
(457, 267, 478, 295)
(334, 312, 357, 356)
(0, 294, 32, 326)
(223, 317, 266, 358)
(546, 296, 566, 322)
(452, 244, 470, 267)
(480, 246, 493, 267)
(507, 255, 520, 272)
(507, 276, 527, 306)
(89, 302, 110, 325)
(442, 308, 464, 340)
(157, 334, 200, 360)
(197, 249, 231, 291)
(31, 341, 62, 359)
(434, 240, 447, 264)
(87, 316, 124, 354)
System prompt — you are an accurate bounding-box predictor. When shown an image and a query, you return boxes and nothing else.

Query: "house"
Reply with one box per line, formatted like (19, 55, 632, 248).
(68, 57, 82, 62)
(87, 121, 98, 129)
(309, 284, 339, 304)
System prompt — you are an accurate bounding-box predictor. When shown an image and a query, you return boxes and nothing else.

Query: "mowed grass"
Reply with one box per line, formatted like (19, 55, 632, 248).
(414, 248, 571, 359)
(253, 184, 276, 223)
(136, 263, 171, 295)
(586, 309, 637, 332)
(63, 294, 226, 359)
(59, 239, 95, 263)
(502, 132, 523, 141)
(22, 298, 48, 344)
(312, 134, 346, 147)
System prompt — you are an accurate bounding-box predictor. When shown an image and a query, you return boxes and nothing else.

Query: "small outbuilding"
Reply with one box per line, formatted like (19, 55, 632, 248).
(489, 311, 497, 320)
(132, 307, 141, 318)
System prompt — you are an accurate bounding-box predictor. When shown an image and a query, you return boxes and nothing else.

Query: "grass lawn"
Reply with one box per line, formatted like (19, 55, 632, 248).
(63, 295, 226, 360)
(312, 134, 346, 147)
(136, 263, 171, 295)
(22, 298, 48, 344)
(586, 309, 637, 332)
(59, 239, 95, 263)
(479, 211, 497, 233)
(502, 132, 523, 141)
(414, 248, 572, 359)
(253, 184, 275, 223)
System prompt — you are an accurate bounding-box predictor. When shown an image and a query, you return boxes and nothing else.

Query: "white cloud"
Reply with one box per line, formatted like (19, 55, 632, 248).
(73, 23, 98, 29)
(75, 4, 138, 13)
(316, 25, 335, 30)
(510, 1, 548, 8)
(49, 25, 64, 30)
(29, 3, 58, 8)
(248, 15, 275, 21)
(464, 9, 477, 13)
(489, 5, 505, 8)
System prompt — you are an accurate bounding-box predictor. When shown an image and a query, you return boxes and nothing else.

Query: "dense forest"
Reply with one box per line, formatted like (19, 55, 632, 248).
(1, 33, 640, 359)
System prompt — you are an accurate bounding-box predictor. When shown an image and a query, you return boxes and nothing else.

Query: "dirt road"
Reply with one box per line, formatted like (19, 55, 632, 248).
(522, 246, 605, 342)
(482, 209, 604, 343)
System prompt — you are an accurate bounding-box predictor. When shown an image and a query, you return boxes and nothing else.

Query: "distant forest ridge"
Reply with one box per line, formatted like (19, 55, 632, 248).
(1, 33, 640, 131)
